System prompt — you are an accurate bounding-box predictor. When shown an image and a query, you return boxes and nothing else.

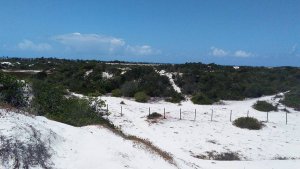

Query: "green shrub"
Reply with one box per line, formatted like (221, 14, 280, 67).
(121, 81, 138, 97)
(281, 90, 300, 110)
(165, 93, 184, 103)
(191, 93, 214, 105)
(0, 73, 27, 107)
(112, 89, 122, 97)
(87, 90, 102, 97)
(147, 112, 162, 119)
(233, 117, 263, 130)
(31, 80, 112, 127)
(31, 80, 65, 116)
(134, 91, 150, 103)
(48, 98, 105, 127)
(253, 101, 277, 112)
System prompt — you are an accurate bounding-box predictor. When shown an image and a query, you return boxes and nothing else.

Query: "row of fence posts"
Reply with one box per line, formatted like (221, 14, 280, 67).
(114, 105, 288, 124)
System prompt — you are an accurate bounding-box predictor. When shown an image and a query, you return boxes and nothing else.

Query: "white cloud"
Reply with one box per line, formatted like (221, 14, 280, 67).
(54, 33, 125, 53)
(234, 50, 252, 57)
(18, 40, 52, 51)
(53, 32, 157, 56)
(210, 47, 252, 58)
(289, 44, 298, 55)
(126, 45, 160, 56)
(209, 47, 228, 57)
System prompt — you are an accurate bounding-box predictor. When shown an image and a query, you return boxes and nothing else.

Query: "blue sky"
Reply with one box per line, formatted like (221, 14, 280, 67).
(0, 0, 299, 66)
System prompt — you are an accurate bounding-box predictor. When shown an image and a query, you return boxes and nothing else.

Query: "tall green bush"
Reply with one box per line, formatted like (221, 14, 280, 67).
(0, 72, 27, 107)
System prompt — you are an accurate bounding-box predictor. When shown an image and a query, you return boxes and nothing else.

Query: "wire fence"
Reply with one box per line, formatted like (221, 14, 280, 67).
(104, 104, 290, 125)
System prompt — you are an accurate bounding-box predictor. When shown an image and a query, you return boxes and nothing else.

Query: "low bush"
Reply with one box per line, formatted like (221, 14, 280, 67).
(87, 91, 102, 97)
(112, 89, 122, 97)
(233, 117, 263, 130)
(134, 91, 149, 103)
(147, 112, 162, 119)
(191, 93, 214, 105)
(165, 93, 184, 103)
(253, 101, 278, 112)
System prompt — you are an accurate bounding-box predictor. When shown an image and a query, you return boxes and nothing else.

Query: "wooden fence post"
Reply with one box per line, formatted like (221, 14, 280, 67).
(286, 111, 287, 125)
(121, 106, 123, 116)
(211, 109, 213, 121)
(180, 108, 182, 120)
(230, 110, 232, 122)
(164, 108, 166, 119)
(194, 109, 196, 121)
(247, 110, 249, 117)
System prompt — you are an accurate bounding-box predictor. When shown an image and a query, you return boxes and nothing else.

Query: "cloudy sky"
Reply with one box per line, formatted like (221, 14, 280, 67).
(0, 0, 299, 66)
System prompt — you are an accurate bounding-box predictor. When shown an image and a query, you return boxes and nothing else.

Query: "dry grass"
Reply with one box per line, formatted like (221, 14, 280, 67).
(126, 135, 175, 165)
(0, 103, 30, 117)
(99, 124, 176, 167)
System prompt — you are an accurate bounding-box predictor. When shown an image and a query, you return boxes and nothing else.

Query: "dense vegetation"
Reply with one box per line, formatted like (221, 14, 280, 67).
(281, 90, 300, 110)
(8, 58, 181, 102)
(0, 70, 114, 127)
(1, 57, 300, 106)
(253, 101, 278, 112)
(233, 117, 263, 130)
(158, 63, 300, 103)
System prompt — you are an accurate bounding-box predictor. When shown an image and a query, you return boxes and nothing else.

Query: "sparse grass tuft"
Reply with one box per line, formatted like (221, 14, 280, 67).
(194, 151, 241, 161)
(272, 155, 300, 160)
